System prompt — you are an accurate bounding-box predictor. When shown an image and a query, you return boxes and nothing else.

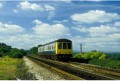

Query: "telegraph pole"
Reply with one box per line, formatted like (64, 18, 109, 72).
(80, 44, 82, 54)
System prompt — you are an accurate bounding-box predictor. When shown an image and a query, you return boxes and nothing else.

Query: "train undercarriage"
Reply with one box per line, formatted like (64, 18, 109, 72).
(38, 54, 72, 61)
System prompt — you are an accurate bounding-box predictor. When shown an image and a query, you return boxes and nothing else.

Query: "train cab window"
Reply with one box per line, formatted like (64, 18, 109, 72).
(63, 43, 67, 49)
(58, 42, 62, 49)
(68, 43, 71, 49)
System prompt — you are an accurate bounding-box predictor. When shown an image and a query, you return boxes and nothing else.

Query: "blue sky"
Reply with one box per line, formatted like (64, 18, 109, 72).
(0, 0, 120, 52)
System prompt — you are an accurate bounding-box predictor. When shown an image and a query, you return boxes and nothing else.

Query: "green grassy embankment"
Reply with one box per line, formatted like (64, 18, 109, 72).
(0, 56, 36, 80)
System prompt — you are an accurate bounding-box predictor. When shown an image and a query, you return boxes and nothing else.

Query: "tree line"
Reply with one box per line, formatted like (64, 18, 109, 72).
(0, 43, 26, 58)
(0, 43, 41, 58)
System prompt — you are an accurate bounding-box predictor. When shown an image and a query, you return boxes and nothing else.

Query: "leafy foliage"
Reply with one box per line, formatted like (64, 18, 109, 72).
(0, 43, 12, 57)
(89, 59, 120, 70)
(29, 47, 38, 55)
(73, 51, 107, 60)
(73, 51, 120, 70)
(107, 53, 120, 60)
(10, 48, 26, 58)
(0, 43, 26, 58)
(73, 54, 82, 59)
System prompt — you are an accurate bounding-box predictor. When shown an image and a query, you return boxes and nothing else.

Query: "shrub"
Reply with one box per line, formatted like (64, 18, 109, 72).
(73, 51, 107, 60)
(89, 59, 120, 70)
(73, 54, 82, 59)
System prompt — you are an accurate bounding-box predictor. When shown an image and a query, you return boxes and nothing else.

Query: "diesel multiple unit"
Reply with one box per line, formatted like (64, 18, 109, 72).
(38, 39, 72, 60)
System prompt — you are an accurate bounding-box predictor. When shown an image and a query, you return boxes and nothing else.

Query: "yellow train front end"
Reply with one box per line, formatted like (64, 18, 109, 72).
(55, 39, 72, 60)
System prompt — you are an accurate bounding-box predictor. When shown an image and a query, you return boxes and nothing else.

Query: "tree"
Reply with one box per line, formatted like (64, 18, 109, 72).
(29, 47, 38, 55)
(99, 54, 107, 60)
(0, 43, 27, 58)
(38, 44, 42, 47)
(0, 43, 12, 57)
(10, 48, 26, 58)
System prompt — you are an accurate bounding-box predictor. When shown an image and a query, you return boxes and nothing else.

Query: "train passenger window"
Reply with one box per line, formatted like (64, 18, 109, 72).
(58, 42, 62, 49)
(50, 45, 52, 50)
(52, 45, 54, 50)
(53, 45, 55, 50)
(68, 43, 71, 49)
(63, 43, 67, 49)
(39, 48, 41, 52)
(48, 46, 50, 50)
(49, 45, 51, 50)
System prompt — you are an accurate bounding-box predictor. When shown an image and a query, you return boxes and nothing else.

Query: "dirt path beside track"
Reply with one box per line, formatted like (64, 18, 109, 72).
(23, 57, 66, 80)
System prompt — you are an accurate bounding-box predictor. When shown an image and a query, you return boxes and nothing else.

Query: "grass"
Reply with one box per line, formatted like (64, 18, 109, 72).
(0, 56, 36, 80)
(0, 56, 20, 80)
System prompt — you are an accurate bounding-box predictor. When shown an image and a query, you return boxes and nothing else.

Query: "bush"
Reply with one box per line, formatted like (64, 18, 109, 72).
(73, 51, 107, 60)
(73, 54, 82, 59)
(107, 53, 120, 60)
(10, 48, 26, 58)
(89, 59, 120, 70)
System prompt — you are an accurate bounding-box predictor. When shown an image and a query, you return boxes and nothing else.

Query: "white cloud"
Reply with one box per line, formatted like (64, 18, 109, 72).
(72, 25, 120, 37)
(114, 21, 120, 27)
(72, 25, 87, 32)
(59, 0, 71, 3)
(44, 4, 55, 11)
(53, 0, 71, 2)
(0, 22, 25, 33)
(18, 1, 43, 11)
(88, 25, 120, 37)
(71, 10, 120, 23)
(0, 3, 3, 9)
(0, 20, 71, 49)
(13, 9, 18, 13)
(71, 33, 120, 52)
(33, 19, 42, 24)
(0, 33, 70, 49)
(32, 19, 70, 38)
(108, 33, 120, 40)
(53, 20, 69, 23)
(18, 1, 55, 11)
(72, 27, 87, 32)
(0, 34, 35, 49)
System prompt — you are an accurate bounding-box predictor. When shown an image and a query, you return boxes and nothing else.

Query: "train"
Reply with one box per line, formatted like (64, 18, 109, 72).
(38, 39, 72, 60)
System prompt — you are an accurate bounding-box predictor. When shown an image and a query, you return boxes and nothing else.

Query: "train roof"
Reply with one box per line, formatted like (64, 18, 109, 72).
(38, 39, 72, 47)
(56, 39, 72, 42)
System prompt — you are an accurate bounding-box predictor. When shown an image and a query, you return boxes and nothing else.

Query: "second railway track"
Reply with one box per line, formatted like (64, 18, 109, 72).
(69, 62, 120, 80)
(27, 55, 120, 80)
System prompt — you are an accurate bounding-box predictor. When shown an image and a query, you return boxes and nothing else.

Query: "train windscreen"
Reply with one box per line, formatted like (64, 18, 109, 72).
(58, 42, 62, 49)
(68, 43, 71, 49)
(63, 43, 67, 49)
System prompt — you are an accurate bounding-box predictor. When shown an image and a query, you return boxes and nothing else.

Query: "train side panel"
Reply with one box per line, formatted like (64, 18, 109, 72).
(38, 42, 56, 54)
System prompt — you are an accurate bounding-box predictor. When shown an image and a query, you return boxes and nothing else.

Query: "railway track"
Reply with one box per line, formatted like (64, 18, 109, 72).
(69, 62, 120, 80)
(27, 55, 120, 80)
(27, 56, 83, 80)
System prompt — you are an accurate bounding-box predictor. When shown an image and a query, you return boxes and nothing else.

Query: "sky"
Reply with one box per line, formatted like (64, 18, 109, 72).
(0, 0, 120, 52)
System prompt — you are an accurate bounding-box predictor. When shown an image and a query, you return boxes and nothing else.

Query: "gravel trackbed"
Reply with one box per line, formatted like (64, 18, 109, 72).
(23, 57, 66, 80)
